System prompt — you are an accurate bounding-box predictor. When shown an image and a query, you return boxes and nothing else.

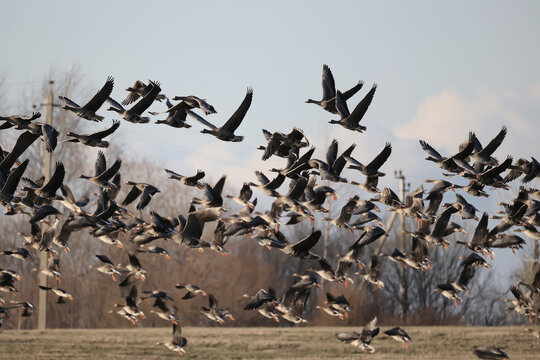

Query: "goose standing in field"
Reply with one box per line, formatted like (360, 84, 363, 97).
(329, 84, 377, 132)
(107, 80, 161, 123)
(58, 76, 114, 122)
(157, 322, 187, 356)
(335, 316, 379, 353)
(63, 120, 120, 148)
(186, 87, 253, 142)
(384, 327, 412, 350)
(165, 169, 205, 190)
(150, 98, 193, 128)
(89, 254, 122, 281)
(122, 80, 166, 106)
(305, 64, 364, 114)
(171, 95, 217, 115)
(473, 346, 510, 359)
(121, 181, 160, 210)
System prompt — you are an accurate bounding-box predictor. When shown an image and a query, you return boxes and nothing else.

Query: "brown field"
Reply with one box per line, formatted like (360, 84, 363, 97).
(0, 326, 539, 359)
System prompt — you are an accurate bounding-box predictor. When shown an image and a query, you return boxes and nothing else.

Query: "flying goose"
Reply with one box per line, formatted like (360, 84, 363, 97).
(473, 346, 510, 359)
(79, 151, 121, 190)
(329, 85, 377, 132)
(335, 316, 379, 353)
(89, 254, 122, 281)
(150, 98, 193, 128)
(175, 284, 207, 300)
(38, 285, 73, 303)
(121, 181, 160, 210)
(305, 64, 364, 114)
(107, 80, 161, 123)
(58, 76, 114, 122)
(122, 80, 166, 106)
(63, 120, 120, 148)
(171, 95, 217, 115)
(157, 322, 187, 356)
(186, 87, 253, 142)
(165, 169, 205, 189)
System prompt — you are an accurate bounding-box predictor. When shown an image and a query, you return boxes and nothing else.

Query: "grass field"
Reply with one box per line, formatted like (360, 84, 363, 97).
(0, 326, 539, 359)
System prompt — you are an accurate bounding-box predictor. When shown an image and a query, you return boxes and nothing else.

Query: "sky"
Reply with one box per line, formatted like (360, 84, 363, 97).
(1, 1, 539, 281)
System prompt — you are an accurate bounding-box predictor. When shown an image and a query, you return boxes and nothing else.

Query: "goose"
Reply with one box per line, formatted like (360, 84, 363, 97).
(0, 248, 34, 261)
(136, 246, 171, 260)
(488, 202, 528, 238)
(371, 187, 402, 207)
(79, 151, 121, 190)
(186, 87, 253, 142)
(171, 95, 217, 115)
(34, 256, 62, 284)
(171, 206, 222, 252)
(259, 128, 309, 161)
(305, 64, 364, 114)
(516, 268, 540, 293)
(350, 211, 383, 229)
(489, 233, 526, 254)
(308, 140, 355, 182)
(419, 138, 475, 174)
(447, 257, 486, 296)
(456, 213, 493, 258)
(243, 287, 280, 312)
(247, 171, 285, 198)
(0, 272, 18, 293)
(122, 80, 166, 106)
(23, 162, 65, 201)
(208, 220, 229, 255)
(58, 76, 114, 122)
(89, 254, 122, 281)
(308, 258, 347, 285)
(0, 159, 29, 209)
(323, 293, 352, 317)
(443, 193, 479, 220)
(0, 131, 38, 181)
(38, 285, 73, 303)
(8, 301, 37, 318)
(121, 181, 160, 210)
(433, 283, 462, 307)
(191, 175, 226, 209)
(321, 195, 358, 232)
(111, 285, 145, 324)
(200, 294, 234, 324)
(329, 85, 377, 132)
(470, 126, 507, 165)
(107, 80, 161, 123)
(336, 231, 371, 275)
(410, 206, 458, 249)
(175, 284, 207, 299)
(268, 229, 321, 259)
(423, 179, 455, 216)
(346, 142, 392, 179)
(384, 327, 412, 350)
(224, 183, 254, 209)
(157, 322, 187, 356)
(473, 346, 510, 359)
(63, 120, 120, 148)
(150, 98, 193, 128)
(335, 316, 379, 353)
(504, 156, 540, 183)
(141, 290, 174, 302)
(150, 298, 179, 325)
(359, 255, 384, 288)
(0, 111, 41, 129)
(465, 156, 513, 189)
(271, 147, 315, 179)
(278, 282, 311, 324)
(118, 253, 147, 281)
(165, 169, 205, 190)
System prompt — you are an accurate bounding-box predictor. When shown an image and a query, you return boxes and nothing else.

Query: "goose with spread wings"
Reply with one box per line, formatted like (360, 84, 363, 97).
(186, 87, 253, 142)
(107, 80, 161, 123)
(305, 64, 364, 114)
(329, 84, 377, 132)
(64, 120, 120, 148)
(58, 76, 114, 122)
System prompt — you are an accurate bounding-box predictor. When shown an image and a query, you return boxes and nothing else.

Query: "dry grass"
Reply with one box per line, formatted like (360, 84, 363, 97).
(0, 326, 539, 359)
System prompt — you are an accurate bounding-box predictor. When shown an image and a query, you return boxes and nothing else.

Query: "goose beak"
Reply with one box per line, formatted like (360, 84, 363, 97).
(164, 254, 171, 260)
(197, 248, 204, 254)
(116, 241, 123, 249)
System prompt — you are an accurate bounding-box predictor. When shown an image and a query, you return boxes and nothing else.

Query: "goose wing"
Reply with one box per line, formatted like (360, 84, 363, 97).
(221, 87, 253, 133)
(321, 64, 336, 101)
(82, 76, 114, 112)
(128, 80, 161, 116)
(89, 120, 120, 140)
(347, 84, 377, 125)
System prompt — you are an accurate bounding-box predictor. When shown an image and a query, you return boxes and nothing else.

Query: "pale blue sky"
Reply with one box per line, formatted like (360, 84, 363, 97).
(2, 1, 539, 279)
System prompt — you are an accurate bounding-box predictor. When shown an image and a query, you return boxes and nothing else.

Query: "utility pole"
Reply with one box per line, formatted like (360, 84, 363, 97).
(395, 170, 410, 322)
(38, 80, 55, 330)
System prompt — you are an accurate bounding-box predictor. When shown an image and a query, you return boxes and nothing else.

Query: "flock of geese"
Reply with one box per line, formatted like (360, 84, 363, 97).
(0, 64, 539, 358)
